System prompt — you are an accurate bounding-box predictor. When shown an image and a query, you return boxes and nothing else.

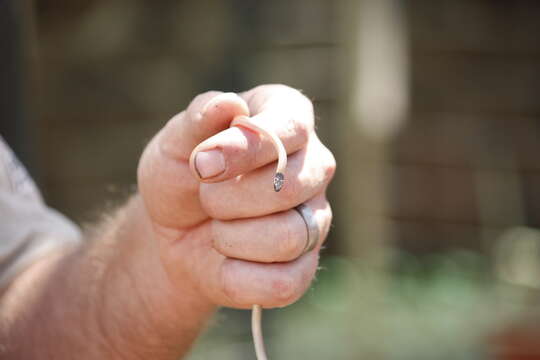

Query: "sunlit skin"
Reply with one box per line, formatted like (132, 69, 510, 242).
(0, 84, 336, 359)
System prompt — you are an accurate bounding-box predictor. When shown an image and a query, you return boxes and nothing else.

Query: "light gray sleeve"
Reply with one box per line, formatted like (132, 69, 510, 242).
(0, 137, 82, 287)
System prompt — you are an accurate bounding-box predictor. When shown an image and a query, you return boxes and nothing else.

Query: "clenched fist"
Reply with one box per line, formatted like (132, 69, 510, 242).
(138, 84, 336, 309)
(0, 84, 336, 360)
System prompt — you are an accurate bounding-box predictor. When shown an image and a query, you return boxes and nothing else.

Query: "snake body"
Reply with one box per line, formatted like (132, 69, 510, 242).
(231, 115, 288, 360)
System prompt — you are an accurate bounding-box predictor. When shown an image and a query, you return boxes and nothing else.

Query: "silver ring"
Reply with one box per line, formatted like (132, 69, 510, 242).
(294, 204, 319, 254)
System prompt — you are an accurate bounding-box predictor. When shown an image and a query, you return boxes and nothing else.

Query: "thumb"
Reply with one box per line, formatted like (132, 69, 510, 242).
(138, 92, 249, 230)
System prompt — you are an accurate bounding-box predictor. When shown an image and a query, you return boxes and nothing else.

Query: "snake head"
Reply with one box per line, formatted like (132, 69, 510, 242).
(273, 172, 284, 192)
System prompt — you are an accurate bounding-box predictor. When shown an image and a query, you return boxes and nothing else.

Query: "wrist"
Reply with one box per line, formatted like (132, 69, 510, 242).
(90, 195, 216, 358)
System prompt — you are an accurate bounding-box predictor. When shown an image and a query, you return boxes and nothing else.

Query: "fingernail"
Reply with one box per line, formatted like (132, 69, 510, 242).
(194, 149, 225, 179)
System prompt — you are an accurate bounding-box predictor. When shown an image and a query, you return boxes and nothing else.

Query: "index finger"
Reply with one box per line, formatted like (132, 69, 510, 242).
(189, 84, 314, 183)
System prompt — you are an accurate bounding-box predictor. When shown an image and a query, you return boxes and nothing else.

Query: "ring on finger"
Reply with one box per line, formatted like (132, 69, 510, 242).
(294, 203, 319, 254)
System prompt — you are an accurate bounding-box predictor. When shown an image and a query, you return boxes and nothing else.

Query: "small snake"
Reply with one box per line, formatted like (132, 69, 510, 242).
(231, 115, 287, 193)
(231, 115, 288, 360)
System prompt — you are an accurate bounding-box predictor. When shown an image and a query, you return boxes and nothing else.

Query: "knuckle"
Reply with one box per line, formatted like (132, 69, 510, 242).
(298, 91, 314, 112)
(288, 89, 314, 130)
(256, 83, 291, 94)
(295, 122, 310, 145)
(187, 91, 221, 118)
(322, 147, 337, 181)
(192, 90, 220, 106)
(271, 84, 309, 100)
(290, 88, 314, 115)
(327, 203, 334, 225)
(261, 84, 313, 108)
(270, 274, 299, 305)
(321, 203, 333, 242)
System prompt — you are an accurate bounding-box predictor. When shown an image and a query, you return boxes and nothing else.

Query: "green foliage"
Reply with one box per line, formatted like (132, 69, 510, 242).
(189, 250, 528, 360)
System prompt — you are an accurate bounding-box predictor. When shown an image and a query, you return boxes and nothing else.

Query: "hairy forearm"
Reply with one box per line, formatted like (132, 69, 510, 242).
(0, 195, 215, 359)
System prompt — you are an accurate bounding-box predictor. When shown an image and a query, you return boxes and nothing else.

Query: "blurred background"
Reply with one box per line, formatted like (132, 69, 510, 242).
(3, 0, 540, 359)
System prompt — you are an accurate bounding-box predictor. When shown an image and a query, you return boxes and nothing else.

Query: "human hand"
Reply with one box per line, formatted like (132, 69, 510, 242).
(138, 84, 336, 309)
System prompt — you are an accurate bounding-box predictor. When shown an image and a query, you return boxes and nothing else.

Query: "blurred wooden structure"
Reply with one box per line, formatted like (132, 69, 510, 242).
(3, 0, 540, 358)
(337, 0, 540, 258)
(5, 0, 539, 257)
(395, 0, 540, 254)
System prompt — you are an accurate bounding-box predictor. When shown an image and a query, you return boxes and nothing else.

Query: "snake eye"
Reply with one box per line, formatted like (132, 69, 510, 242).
(273, 172, 285, 192)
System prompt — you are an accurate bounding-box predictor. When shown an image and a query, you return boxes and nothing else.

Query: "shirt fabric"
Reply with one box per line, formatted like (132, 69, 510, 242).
(0, 136, 81, 287)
